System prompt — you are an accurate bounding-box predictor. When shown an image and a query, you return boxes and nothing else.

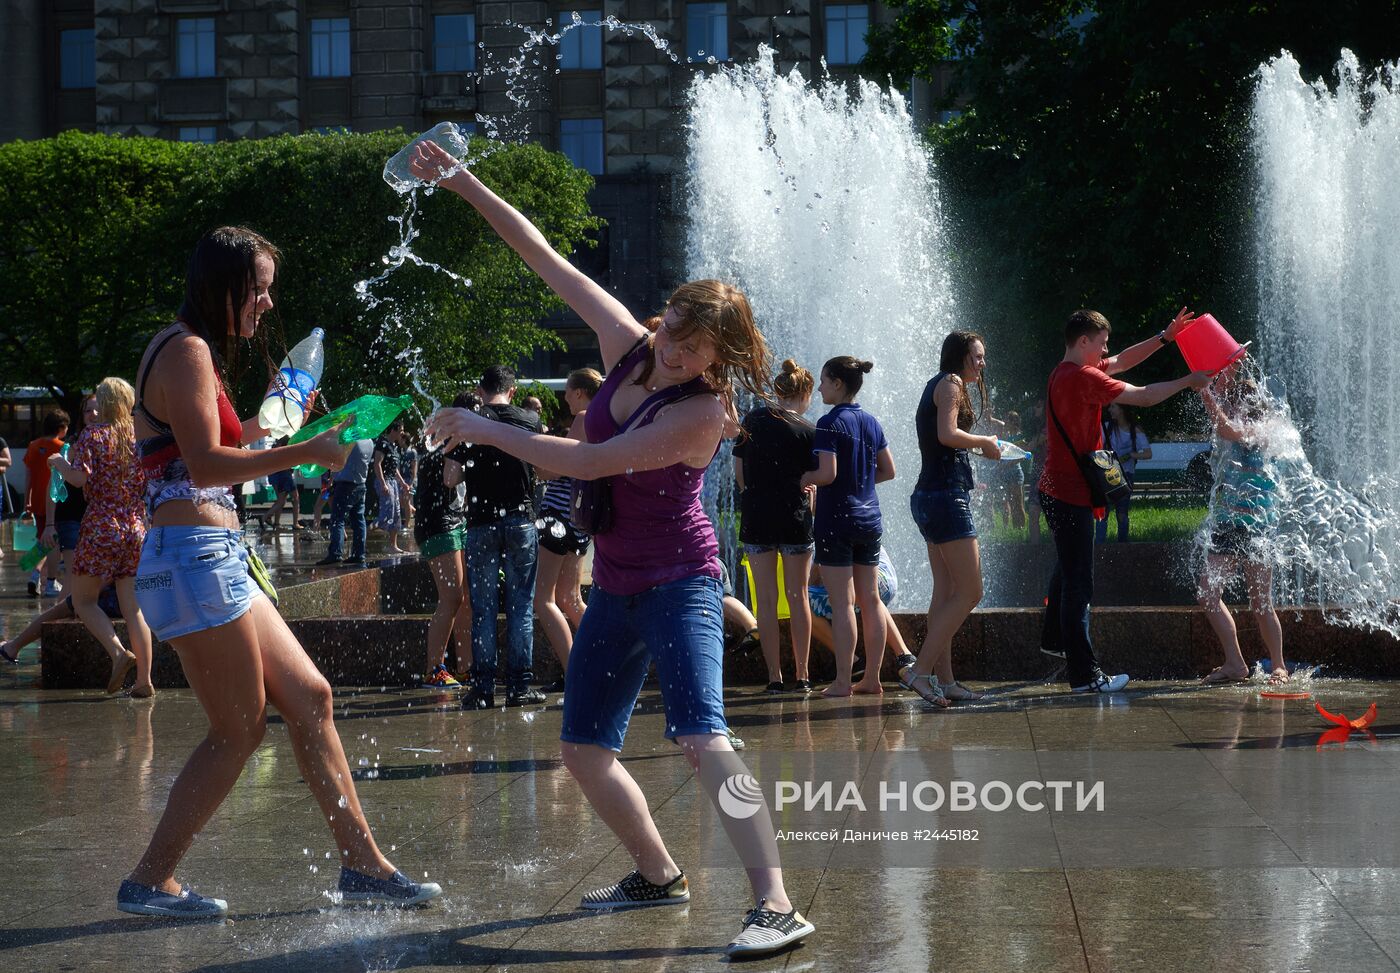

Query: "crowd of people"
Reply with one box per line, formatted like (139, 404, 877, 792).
(0, 142, 1293, 959)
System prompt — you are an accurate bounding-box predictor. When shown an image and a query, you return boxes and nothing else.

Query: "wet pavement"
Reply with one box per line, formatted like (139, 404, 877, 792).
(3, 662, 1400, 972)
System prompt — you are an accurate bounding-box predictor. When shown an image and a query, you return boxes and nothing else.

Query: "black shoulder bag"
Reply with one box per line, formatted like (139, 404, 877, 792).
(1047, 377, 1132, 507)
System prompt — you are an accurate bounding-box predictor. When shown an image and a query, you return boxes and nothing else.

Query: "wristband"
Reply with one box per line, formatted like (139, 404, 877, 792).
(1157, 330, 1170, 345)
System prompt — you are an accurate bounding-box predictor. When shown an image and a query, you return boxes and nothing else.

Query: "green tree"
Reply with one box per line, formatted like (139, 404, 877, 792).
(865, 0, 1400, 425)
(0, 130, 600, 423)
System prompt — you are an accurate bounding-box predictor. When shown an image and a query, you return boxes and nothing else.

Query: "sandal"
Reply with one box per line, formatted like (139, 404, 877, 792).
(1201, 667, 1250, 686)
(940, 680, 985, 702)
(898, 665, 950, 708)
(0, 641, 18, 665)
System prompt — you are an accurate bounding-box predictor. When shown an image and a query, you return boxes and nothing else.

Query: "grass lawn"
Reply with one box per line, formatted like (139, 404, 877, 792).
(984, 493, 1209, 544)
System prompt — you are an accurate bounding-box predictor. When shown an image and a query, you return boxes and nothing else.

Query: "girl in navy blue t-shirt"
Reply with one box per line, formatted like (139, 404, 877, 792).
(801, 356, 896, 697)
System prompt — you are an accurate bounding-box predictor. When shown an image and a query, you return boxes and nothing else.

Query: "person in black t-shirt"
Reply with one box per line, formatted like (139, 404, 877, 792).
(415, 393, 478, 689)
(460, 365, 544, 709)
(732, 358, 818, 694)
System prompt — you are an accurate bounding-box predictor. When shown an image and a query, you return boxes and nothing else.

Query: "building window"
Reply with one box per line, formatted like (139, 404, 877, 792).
(686, 3, 728, 62)
(824, 5, 868, 65)
(433, 14, 476, 72)
(59, 28, 95, 89)
(560, 118, 604, 175)
(557, 11, 602, 70)
(179, 126, 218, 143)
(175, 17, 216, 78)
(310, 17, 350, 78)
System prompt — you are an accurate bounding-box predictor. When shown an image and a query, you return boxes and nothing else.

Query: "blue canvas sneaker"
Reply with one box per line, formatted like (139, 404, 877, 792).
(337, 867, 442, 907)
(117, 879, 228, 918)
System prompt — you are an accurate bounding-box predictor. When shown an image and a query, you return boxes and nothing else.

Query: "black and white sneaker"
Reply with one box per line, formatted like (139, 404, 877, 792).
(506, 687, 546, 706)
(763, 681, 786, 695)
(579, 870, 690, 910)
(725, 898, 815, 957)
(1071, 669, 1130, 693)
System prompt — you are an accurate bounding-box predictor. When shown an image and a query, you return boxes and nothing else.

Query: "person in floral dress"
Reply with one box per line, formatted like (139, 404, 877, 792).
(49, 377, 155, 696)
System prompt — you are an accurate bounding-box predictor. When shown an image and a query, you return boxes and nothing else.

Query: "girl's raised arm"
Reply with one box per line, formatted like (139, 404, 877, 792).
(409, 140, 646, 369)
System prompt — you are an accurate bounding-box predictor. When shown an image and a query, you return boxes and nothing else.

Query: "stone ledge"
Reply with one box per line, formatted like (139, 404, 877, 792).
(39, 606, 1400, 690)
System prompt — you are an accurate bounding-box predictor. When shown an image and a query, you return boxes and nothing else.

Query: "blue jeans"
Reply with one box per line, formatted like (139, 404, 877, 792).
(465, 514, 538, 692)
(561, 574, 728, 751)
(1040, 491, 1100, 687)
(327, 482, 367, 561)
(1094, 472, 1136, 543)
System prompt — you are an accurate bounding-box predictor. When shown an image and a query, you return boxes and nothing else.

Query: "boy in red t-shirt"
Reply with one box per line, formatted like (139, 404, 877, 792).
(22, 409, 70, 596)
(1039, 310, 1211, 693)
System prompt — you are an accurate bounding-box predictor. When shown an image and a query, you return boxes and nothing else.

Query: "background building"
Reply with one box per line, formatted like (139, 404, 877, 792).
(1, 0, 933, 375)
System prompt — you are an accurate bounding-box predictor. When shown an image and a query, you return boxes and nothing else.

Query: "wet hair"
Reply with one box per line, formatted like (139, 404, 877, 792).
(479, 365, 516, 396)
(773, 359, 814, 401)
(42, 409, 70, 435)
(452, 391, 482, 411)
(178, 226, 285, 386)
(642, 315, 663, 333)
(386, 418, 404, 434)
(1065, 309, 1111, 346)
(566, 367, 604, 397)
(634, 280, 774, 405)
(95, 377, 135, 468)
(938, 331, 988, 430)
(822, 356, 874, 398)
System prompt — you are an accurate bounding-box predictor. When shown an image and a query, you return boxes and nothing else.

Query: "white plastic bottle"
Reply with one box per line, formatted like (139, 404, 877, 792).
(259, 327, 325, 438)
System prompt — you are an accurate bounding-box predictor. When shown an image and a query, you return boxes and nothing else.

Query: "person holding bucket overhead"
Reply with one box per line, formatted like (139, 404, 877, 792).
(1039, 308, 1214, 694)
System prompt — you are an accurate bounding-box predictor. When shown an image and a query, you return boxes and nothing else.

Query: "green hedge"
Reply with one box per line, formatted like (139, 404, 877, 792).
(0, 130, 600, 422)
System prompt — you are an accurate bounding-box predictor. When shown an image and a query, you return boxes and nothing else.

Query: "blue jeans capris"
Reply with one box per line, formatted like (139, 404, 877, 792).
(135, 527, 258, 642)
(561, 574, 728, 752)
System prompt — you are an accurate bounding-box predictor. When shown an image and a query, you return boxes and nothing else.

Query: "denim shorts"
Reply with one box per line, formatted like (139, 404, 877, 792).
(561, 574, 728, 752)
(815, 529, 882, 567)
(269, 469, 296, 495)
(744, 542, 815, 557)
(135, 527, 258, 642)
(910, 488, 978, 545)
(54, 520, 81, 552)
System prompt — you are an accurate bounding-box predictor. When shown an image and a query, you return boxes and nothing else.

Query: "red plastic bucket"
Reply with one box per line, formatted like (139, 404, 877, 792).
(1176, 313, 1248, 373)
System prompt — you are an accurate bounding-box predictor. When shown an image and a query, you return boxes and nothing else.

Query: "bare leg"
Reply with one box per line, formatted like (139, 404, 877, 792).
(679, 732, 792, 912)
(1198, 554, 1248, 679)
(562, 742, 681, 885)
(0, 598, 75, 657)
(533, 547, 572, 669)
(821, 566, 856, 697)
(425, 550, 465, 673)
(452, 554, 473, 673)
(748, 550, 784, 684)
(1245, 561, 1286, 681)
(128, 610, 270, 892)
(556, 553, 587, 631)
(1010, 483, 1026, 530)
(782, 550, 813, 682)
(114, 576, 155, 695)
(912, 539, 983, 685)
(68, 572, 133, 687)
(250, 598, 396, 876)
(851, 562, 887, 694)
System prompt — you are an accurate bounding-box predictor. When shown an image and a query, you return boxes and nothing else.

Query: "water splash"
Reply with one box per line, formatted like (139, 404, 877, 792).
(1249, 50, 1400, 634)
(686, 47, 956, 606)
(1190, 359, 1400, 636)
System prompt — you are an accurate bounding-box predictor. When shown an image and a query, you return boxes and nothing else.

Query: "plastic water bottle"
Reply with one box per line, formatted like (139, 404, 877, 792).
(48, 443, 69, 503)
(19, 541, 52, 573)
(974, 440, 1032, 462)
(288, 393, 414, 477)
(259, 328, 326, 439)
(383, 122, 472, 194)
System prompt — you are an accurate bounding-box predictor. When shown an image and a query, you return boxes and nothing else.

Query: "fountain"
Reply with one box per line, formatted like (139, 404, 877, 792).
(1249, 50, 1400, 635)
(686, 47, 958, 607)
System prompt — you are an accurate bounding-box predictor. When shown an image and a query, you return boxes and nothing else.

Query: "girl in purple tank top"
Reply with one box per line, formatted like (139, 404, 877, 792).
(414, 142, 814, 959)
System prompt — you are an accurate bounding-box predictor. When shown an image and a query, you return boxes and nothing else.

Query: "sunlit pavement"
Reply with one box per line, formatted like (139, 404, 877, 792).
(4, 658, 1400, 972)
